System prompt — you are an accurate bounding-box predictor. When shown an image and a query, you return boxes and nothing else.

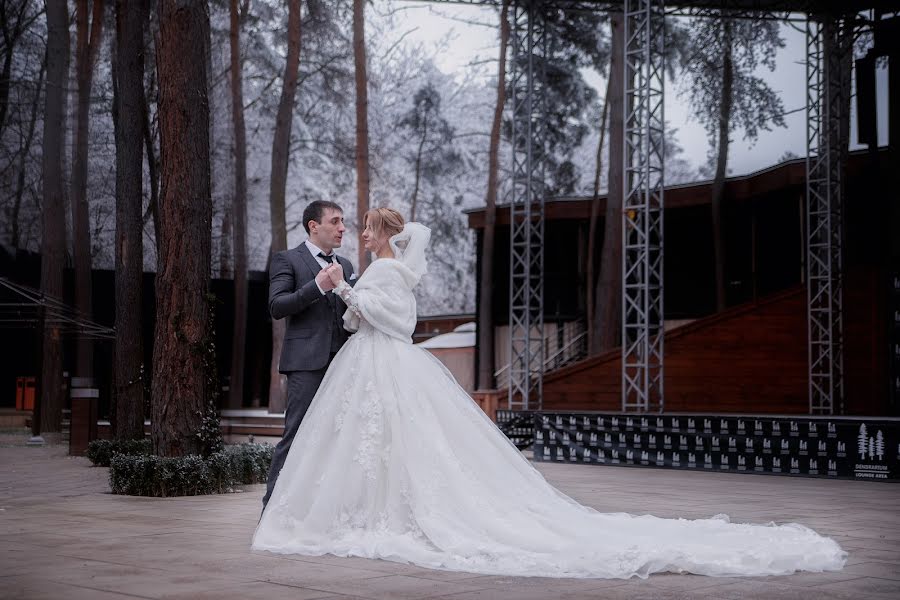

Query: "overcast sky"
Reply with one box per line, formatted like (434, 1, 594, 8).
(386, 1, 890, 178)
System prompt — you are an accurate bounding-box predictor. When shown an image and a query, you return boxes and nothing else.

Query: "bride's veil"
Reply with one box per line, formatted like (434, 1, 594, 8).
(389, 222, 431, 283)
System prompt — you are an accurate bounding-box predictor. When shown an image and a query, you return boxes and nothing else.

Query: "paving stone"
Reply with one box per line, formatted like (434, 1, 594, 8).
(1, 435, 898, 599)
(2, 577, 150, 600)
(811, 575, 900, 598)
(160, 582, 353, 600)
(302, 573, 494, 599)
(684, 579, 863, 600)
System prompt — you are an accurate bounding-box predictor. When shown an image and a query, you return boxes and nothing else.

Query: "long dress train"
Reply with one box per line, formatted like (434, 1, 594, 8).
(252, 223, 846, 579)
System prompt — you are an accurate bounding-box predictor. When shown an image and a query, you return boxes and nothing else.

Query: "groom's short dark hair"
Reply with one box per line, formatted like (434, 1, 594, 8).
(303, 200, 343, 234)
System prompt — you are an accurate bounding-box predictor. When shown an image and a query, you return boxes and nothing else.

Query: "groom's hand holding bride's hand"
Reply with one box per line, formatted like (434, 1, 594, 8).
(316, 267, 337, 292)
(326, 262, 344, 288)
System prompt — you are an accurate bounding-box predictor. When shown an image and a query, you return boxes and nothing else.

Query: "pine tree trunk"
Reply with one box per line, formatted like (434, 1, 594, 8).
(12, 55, 45, 249)
(70, 0, 104, 379)
(113, 0, 146, 441)
(0, 0, 22, 138)
(267, 0, 301, 414)
(152, 0, 212, 457)
(0, 0, 39, 138)
(410, 116, 428, 222)
(205, 0, 220, 278)
(0, 42, 11, 138)
(0, 43, 10, 139)
(219, 202, 232, 278)
(353, 0, 370, 273)
(141, 54, 160, 244)
(594, 11, 624, 353)
(228, 0, 248, 410)
(476, 0, 509, 390)
(39, 0, 70, 433)
(0, 1, 14, 138)
(586, 80, 610, 355)
(711, 21, 733, 313)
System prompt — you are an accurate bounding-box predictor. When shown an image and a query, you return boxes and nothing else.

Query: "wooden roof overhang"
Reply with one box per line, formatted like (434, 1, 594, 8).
(465, 157, 806, 229)
(465, 148, 886, 230)
(414, 1, 896, 19)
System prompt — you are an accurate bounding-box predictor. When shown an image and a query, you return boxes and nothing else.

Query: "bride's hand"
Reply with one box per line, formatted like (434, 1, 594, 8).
(327, 262, 344, 286)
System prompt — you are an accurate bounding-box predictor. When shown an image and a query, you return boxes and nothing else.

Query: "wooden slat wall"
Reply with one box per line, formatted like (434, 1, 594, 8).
(843, 266, 887, 415)
(541, 279, 885, 415)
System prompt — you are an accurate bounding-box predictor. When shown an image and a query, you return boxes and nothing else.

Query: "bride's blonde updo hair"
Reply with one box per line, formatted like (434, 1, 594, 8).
(365, 207, 405, 240)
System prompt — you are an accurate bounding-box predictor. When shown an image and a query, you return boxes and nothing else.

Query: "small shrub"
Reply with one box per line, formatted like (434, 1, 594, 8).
(109, 454, 159, 496)
(206, 451, 237, 494)
(224, 443, 274, 485)
(108, 442, 272, 497)
(196, 397, 225, 457)
(86, 438, 152, 467)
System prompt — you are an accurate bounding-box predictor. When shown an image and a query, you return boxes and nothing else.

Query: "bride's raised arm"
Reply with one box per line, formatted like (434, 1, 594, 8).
(334, 260, 418, 341)
(333, 279, 361, 323)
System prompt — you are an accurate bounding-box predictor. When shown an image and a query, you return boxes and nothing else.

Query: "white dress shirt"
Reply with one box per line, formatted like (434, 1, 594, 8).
(305, 239, 335, 295)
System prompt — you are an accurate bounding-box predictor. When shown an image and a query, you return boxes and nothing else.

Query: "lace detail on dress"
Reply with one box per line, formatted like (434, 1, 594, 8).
(334, 280, 360, 316)
(355, 381, 384, 480)
(334, 349, 360, 433)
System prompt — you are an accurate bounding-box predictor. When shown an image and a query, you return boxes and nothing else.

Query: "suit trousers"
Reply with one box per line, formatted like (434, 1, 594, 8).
(262, 353, 337, 508)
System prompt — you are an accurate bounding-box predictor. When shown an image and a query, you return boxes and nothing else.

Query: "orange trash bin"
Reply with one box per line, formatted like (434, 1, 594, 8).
(15, 377, 35, 411)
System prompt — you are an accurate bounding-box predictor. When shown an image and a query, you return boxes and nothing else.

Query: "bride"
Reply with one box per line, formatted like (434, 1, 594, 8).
(252, 207, 846, 579)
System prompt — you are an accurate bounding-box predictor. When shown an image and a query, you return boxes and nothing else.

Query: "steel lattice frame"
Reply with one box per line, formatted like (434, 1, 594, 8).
(621, 0, 665, 412)
(508, 1, 548, 410)
(421, 0, 867, 416)
(805, 16, 850, 415)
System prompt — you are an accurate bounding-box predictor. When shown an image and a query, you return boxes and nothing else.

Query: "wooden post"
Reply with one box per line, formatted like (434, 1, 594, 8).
(27, 302, 45, 445)
(69, 377, 99, 455)
(472, 389, 504, 422)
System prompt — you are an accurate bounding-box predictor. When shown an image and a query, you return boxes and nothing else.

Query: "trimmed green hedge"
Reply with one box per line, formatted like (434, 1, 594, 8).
(107, 443, 274, 497)
(86, 438, 152, 467)
(222, 442, 273, 485)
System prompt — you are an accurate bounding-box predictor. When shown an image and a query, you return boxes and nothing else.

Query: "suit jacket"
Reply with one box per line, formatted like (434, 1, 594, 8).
(268, 245, 355, 372)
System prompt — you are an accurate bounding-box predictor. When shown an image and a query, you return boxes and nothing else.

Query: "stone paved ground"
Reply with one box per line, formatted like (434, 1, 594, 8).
(1, 431, 898, 600)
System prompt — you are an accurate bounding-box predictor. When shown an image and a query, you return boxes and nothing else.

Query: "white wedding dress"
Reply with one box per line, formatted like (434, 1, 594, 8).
(252, 223, 847, 579)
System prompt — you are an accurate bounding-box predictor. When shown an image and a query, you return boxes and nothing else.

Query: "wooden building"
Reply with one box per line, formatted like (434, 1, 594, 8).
(467, 149, 897, 416)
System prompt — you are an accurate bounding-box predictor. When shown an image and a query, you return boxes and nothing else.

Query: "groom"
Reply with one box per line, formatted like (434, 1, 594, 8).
(263, 200, 355, 508)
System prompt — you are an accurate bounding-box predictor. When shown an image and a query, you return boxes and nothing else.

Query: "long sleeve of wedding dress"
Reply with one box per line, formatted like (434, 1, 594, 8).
(252, 226, 846, 580)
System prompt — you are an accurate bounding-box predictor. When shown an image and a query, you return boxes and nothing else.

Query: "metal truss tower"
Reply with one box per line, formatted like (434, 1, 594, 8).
(508, 1, 548, 410)
(420, 0, 868, 419)
(622, 0, 665, 412)
(805, 15, 851, 415)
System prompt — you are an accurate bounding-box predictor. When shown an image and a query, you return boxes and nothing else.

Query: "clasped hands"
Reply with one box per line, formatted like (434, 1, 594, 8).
(315, 261, 344, 292)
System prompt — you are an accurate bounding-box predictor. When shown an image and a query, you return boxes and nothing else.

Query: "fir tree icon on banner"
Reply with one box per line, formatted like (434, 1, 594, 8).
(858, 424, 885, 461)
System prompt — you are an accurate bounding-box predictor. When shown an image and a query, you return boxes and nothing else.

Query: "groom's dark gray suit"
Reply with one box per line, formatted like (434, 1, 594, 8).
(263, 242, 355, 508)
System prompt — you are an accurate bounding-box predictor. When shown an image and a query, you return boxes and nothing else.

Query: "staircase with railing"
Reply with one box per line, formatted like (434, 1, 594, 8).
(493, 319, 588, 391)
